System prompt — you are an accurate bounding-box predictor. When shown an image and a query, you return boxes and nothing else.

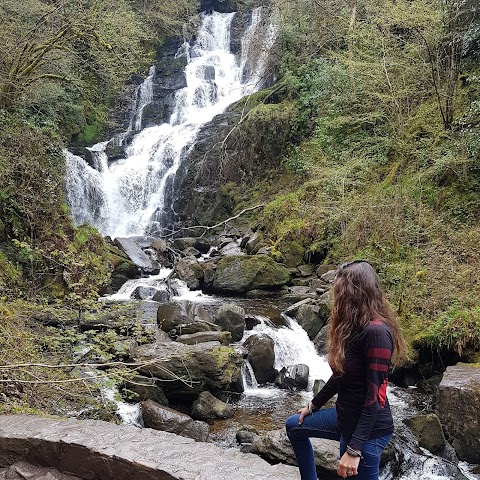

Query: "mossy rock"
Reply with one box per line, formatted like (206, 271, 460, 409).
(213, 255, 290, 293)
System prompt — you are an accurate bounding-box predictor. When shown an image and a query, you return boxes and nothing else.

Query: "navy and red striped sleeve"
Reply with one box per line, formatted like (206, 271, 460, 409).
(348, 321, 393, 451)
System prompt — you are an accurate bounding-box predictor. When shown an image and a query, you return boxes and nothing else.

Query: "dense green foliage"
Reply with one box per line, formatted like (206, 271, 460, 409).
(222, 0, 480, 357)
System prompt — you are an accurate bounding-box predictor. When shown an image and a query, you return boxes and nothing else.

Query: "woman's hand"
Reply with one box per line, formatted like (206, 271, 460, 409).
(337, 451, 360, 478)
(296, 406, 311, 425)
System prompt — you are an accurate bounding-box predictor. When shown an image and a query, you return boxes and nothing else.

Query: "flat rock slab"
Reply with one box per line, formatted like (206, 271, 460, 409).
(114, 237, 158, 273)
(0, 415, 300, 480)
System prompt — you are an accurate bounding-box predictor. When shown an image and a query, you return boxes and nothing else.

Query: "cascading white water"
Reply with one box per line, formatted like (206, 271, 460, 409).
(66, 8, 275, 238)
(241, 315, 332, 395)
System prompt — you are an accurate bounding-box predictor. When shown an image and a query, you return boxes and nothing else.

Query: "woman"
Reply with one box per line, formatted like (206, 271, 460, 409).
(285, 260, 407, 480)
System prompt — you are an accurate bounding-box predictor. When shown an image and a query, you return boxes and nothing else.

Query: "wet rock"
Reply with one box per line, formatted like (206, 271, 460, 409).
(114, 237, 159, 274)
(157, 302, 192, 332)
(124, 375, 169, 405)
(151, 238, 168, 253)
(132, 286, 158, 300)
(184, 247, 202, 258)
(173, 237, 197, 251)
(177, 331, 231, 345)
(191, 391, 234, 421)
(283, 299, 312, 317)
(245, 231, 264, 254)
(309, 278, 328, 293)
(416, 373, 443, 394)
(132, 342, 243, 401)
(316, 264, 336, 277)
(171, 320, 220, 337)
(313, 379, 326, 396)
(250, 428, 339, 473)
(0, 415, 301, 479)
(213, 255, 290, 293)
(245, 289, 281, 298)
(236, 426, 260, 445)
(295, 303, 329, 340)
(174, 256, 203, 290)
(216, 304, 245, 342)
(245, 316, 262, 330)
(152, 288, 170, 303)
(219, 242, 244, 256)
(404, 413, 445, 454)
(313, 325, 329, 355)
(320, 269, 336, 283)
(275, 364, 309, 391)
(298, 264, 315, 277)
(142, 400, 209, 442)
(243, 334, 276, 384)
(436, 363, 480, 463)
(194, 238, 211, 254)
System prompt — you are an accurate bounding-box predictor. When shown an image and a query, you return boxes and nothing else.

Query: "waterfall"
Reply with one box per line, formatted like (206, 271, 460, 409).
(66, 8, 275, 238)
(241, 315, 332, 393)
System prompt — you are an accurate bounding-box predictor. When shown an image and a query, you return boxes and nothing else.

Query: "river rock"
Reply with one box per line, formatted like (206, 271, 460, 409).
(124, 375, 169, 405)
(157, 302, 192, 332)
(194, 238, 211, 254)
(320, 269, 336, 283)
(177, 331, 231, 345)
(114, 237, 159, 274)
(244, 334, 276, 384)
(283, 299, 312, 317)
(170, 320, 220, 337)
(404, 413, 445, 454)
(191, 391, 234, 421)
(295, 303, 328, 339)
(313, 379, 326, 396)
(142, 400, 209, 442)
(250, 428, 339, 473)
(213, 255, 290, 293)
(436, 363, 480, 463)
(174, 256, 203, 290)
(275, 364, 309, 391)
(173, 237, 197, 251)
(132, 286, 158, 300)
(219, 242, 244, 256)
(313, 325, 329, 355)
(0, 415, 300, 480)
(215, 304, 245, 342)
(132, 341, 243, 401)
(184, 247, 202, 258)
(152, 287, 170, 303)
(245, 231, 264, 254)
(298, 264, 315, 277)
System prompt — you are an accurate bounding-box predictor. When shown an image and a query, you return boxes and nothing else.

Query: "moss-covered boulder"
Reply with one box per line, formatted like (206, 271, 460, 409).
(404, 413, 445, 453)
(213, 255, 290, 293)
(132, 342, 243, 402)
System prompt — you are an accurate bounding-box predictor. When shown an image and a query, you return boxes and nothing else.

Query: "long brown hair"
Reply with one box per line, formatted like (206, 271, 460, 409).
(327, 261, 408, 375)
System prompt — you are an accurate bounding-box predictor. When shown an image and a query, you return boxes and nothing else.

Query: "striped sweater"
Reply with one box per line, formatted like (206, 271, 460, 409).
(311, 320, 394, 451)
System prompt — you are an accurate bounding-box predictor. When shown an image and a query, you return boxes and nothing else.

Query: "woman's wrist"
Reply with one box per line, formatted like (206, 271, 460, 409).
(346, 445, 363, 459)
(307, 401, 318, 414)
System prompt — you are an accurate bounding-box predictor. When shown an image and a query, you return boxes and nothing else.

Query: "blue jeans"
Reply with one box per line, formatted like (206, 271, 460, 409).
(285, 408, 392, 480)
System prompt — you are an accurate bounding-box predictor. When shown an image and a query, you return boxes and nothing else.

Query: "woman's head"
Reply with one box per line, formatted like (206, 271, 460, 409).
(327, 261, 407, 375)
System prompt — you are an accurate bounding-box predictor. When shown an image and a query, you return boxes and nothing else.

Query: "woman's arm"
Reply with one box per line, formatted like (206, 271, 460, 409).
(310, 374, 339, 410)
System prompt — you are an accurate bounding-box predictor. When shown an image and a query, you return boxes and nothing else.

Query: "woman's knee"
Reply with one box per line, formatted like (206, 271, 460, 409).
(285, 414, 301, 436)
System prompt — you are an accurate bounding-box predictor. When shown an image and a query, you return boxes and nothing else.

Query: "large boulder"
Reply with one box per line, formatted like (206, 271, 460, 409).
(142, 400, 209, 442)
(174, 256, 203, 290)
(157, 301, 214, 334)
(404, 413, 445, 454)
(215, 304, 245, 342)
(295, 303, 329, 340)
(250, 428, 339, 473)
(114, 237, 159, 274)
(124, 375, 169, 405)
(132, 342, 243, 401)
(244, 334, 276, 384)
(275, 364, 309, 391)
(213, 255, 290, 293)
(436, 363, 480, 463)
(191, 391, 234, 421)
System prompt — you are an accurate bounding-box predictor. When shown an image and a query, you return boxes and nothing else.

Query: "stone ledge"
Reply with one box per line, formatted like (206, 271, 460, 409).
(0, 415, 300, 480)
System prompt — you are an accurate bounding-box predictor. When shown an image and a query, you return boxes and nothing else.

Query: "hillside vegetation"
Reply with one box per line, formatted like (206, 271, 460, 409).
(223, 0, 480, 359)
